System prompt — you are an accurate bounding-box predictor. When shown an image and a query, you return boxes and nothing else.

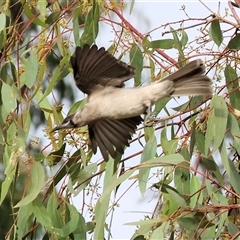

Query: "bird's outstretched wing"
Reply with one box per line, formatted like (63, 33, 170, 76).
(70, 44, 135, 95)
(88, 116, 143, 161)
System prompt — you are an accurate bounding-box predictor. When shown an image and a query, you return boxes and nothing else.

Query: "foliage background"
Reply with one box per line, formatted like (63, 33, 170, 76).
(1, 1, 240, 239)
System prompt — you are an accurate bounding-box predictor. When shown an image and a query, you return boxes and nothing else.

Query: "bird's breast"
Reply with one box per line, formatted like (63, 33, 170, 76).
(87, 87, 147, 119)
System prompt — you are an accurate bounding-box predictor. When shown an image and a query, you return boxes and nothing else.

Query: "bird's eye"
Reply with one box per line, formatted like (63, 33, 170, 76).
(62, 119, 69, 124)
(62, 118, 75, 127)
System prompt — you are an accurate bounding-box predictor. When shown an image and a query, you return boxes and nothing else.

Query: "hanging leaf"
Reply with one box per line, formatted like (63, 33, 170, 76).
(228, 33, 240, 49)
(130, 43, 143, 86)
(209, 20, 223, 46)
(205, 96, 228, 155)
(15, 162, 45, 208)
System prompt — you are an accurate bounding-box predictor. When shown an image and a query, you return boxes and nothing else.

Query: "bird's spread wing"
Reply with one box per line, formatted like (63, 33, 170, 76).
(70, 44, 135, 95)
(88, 116, 143, 161)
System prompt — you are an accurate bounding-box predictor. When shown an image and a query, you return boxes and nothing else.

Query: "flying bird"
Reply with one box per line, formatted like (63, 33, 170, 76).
(51, 44, 212, 161)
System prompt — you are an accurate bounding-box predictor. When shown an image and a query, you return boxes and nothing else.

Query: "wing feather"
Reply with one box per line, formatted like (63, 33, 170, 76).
(88, 116, 143, 161)
(70, 44, 135, 94)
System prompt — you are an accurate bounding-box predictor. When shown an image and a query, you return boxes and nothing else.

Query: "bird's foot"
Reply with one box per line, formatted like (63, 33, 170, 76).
(144, 113, 160, 127)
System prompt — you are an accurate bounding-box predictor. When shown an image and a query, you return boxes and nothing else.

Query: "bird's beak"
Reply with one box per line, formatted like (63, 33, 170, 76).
(51, 122, 71, 133)
(51, 125, 63, 133)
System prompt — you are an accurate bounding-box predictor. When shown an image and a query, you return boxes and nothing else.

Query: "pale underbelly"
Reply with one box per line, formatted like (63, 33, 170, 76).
(89, 88, 148, 119)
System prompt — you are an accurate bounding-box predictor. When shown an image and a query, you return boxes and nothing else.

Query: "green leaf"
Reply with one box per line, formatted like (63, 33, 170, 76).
(129, 219, 161, 239)
(1, 83, 17, 113)
(209, 20, 223, 46)
(0, 13, 6, 31)
(15, 162, 45, 207)
(72, 212, 87, 240)
(201, 157, 223, 183)
(149, 58, 155, 82)
(61, 204, 81, 237)
(220, 141, 240, 195)
(42, 53, 70, 100)
(129, 0, 135, 14)
(31, 198, 52, 228)
(143, 39, 175, 49)
(174, 161, 190, 195)
(47, 192, 63, 229)
(46, 201, 80, 237)
(172, 96, 207, 112)
(205, 96, 228, 155)
(161, 127, 178, 155)
(189, 175, 202, 208)
(189, 121, 196, 156)
(154, 97, 170, 115)
(38, 0, 46, 18)
(94, 159, 115, 240)
(21, 53, 39, 88)
(178, 213, 213, 232)
(68, 163, 97, 195)
(195, 130, 205, 154)
(73, 5, 84, 46)
(45, 11, 61, 25)
(0, 27, 6, 51)
(35, 89, 52, 119)
(80, 3, 100, 45)
(180, 30, 188, 48)
(130, 43, 143, 86)
(161, 185, 184, 214)
(139, 134, 157, 194)
(141, 154, 185, 166)
(224, 65, 240, 109)
(151, 221, 170, 240)
(170, 27, 184, 59)
(22, 1, 47, 27)
(48, 143, 66, 166)
(228, 33, 240, 49)
(229, 113, 240, 155)
(68, 99, 86, 115)
(0, 164, 16, 205)
(228, 222, 240, 237)
(16, 205, 33, 238)
(45, 150, 83, 196)
(165, 186, 186, 207)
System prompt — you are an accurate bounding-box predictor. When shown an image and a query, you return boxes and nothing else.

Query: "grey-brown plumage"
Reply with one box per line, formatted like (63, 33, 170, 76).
(52, 44, 212, 161)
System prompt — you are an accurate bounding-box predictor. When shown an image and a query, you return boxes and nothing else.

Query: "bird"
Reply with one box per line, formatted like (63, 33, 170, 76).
(51, 44, 212, 161)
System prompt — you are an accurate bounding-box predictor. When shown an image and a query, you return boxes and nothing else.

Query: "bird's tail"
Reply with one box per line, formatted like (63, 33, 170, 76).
(161, 59, 212, 96)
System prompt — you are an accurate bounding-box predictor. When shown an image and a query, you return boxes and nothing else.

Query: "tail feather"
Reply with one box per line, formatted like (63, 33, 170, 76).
(161, 60, 212, 96)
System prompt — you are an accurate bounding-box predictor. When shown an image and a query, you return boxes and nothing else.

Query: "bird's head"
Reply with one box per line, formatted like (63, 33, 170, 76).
(51, 114, 78, 132)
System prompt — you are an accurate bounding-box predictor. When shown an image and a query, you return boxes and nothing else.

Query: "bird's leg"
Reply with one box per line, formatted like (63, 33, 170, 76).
(143, 100, 158, 126)
(144, 107, 158, 126)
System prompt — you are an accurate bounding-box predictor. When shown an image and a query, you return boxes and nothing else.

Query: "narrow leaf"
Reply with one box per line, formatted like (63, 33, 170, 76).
(220, 142, 240, 195)
(139, 134, 157, 194)
(130, 43, 143, 86)
(228, 33, 240, 49)
(22, 2, 47, 27)
(224, 65, 240, 110)
(45, 11, 61, 25)
(143, 39, 175, 49)
(0, 13, 6, 31)
(80, 3, 100, 45)
(15, 162, 45, 207)
(31, 198, 52, 228)
(1, 83, 17, 113)
(180, 30, 188, 48)
(205, 96, 228, 155)
(23, 53, 39, 88)
(209, 20, 223, 46)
